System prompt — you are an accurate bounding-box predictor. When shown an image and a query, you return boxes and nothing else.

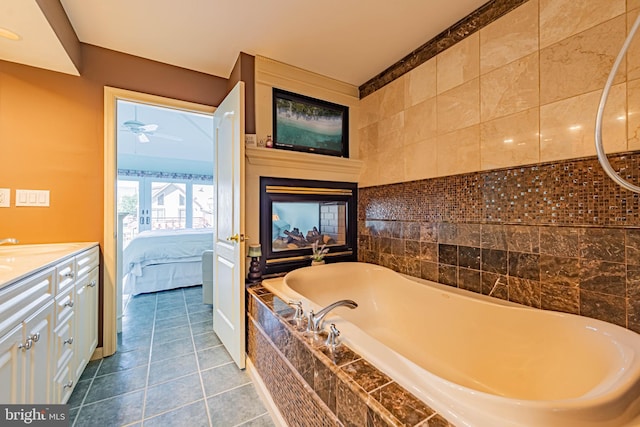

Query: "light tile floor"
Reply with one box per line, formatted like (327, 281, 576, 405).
(68, 285, 274, 427)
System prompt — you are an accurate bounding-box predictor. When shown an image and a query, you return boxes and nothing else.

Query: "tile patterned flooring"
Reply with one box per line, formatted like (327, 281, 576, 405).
(68, 285, 274, 427)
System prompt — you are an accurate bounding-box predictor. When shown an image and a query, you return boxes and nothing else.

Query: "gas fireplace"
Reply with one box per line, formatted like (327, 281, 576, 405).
(259, 177, 357, 275)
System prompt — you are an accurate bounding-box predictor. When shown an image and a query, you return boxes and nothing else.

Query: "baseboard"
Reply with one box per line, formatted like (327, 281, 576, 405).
(246, 357, 287, 427)
(90, 347, 104, 361)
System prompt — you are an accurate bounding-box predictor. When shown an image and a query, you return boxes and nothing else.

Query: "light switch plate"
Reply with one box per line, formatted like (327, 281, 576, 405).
(15, 189, 49, 207)
(0, 188, 10, 207)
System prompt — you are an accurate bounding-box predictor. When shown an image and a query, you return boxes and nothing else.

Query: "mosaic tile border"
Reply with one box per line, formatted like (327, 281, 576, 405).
(247, 286, 455, 427)
(359, 152, 640, 227)
(359, 0, 529, 98)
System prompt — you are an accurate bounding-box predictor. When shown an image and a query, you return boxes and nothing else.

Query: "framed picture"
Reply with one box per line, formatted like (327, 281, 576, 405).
(272, 88, 349, 158)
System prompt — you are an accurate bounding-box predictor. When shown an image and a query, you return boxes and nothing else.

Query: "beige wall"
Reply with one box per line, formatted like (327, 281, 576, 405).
(358, 0, 639, 187)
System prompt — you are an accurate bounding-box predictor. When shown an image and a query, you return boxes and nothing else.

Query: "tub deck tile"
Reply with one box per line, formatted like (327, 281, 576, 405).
(247, 287, 457, 427)
(341, 359, 393, 393)
(372, 382, 434, 426)
(320, 344, 362, 367)
(417, 414, 455, 427)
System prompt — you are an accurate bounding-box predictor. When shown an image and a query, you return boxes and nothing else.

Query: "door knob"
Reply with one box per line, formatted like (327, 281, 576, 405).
(226, 234, 247, 243)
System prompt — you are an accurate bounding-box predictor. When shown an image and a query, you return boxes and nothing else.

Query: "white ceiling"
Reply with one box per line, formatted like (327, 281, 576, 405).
(117, 101, 214, 175)
(0, 0, 78, 75)
(1, 0, 488, 86)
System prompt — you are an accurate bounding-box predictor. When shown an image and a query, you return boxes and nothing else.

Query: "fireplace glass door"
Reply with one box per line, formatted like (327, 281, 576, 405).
(260, 177, 357, 274)
(272, 201, 347, 252)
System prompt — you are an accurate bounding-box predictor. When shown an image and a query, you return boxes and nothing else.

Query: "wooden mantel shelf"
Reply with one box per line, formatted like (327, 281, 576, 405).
(245, 147, 363, 181)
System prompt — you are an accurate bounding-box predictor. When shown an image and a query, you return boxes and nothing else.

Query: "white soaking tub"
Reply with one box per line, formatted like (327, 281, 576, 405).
(261, 262, 640, 427)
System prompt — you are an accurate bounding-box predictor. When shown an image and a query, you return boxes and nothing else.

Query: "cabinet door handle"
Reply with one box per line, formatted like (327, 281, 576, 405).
(64, 271, 75, 278)
(65, 300, 74, 308)
(87, 280, 97, 288)
(63, 380, 74, 389)
(64, 337, 74, 345)
(29, 332, 40, 343)
(18, 339, 33, 351)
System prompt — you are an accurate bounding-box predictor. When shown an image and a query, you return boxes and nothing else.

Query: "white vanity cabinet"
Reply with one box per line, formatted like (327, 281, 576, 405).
(0, 267, 56, 404)
(73, 247, 99, 381)
(0, 243, 99, 404)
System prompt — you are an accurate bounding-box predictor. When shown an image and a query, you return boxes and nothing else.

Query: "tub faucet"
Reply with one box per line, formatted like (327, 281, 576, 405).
(0, 238, 18, 246)
(307, 299, 358, 333)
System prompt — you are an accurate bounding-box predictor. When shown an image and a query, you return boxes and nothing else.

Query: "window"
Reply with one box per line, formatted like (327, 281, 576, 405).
(116, 180, 139, 248)
(117, 177, 212, 232)
(193, 184, 214, 228)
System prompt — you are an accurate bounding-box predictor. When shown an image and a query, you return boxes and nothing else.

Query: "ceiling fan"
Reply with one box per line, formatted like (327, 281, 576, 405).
(121, 106, 183, 143)
(122, 119, 158, 143)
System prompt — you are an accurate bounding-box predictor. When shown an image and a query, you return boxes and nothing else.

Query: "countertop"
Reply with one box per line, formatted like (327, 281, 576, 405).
(0, 242, 99, 290)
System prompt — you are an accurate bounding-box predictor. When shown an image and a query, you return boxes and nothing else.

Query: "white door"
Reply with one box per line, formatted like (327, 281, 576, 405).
(213, 82, 246, 369)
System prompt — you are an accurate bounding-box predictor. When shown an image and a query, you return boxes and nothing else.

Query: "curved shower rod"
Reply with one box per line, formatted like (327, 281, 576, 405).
(595, 13, 640, 193)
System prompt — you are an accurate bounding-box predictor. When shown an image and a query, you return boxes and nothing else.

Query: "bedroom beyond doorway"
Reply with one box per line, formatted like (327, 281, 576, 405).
(115, 98, 215, 336)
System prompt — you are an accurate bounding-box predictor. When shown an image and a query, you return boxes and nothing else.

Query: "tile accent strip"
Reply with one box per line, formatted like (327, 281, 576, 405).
(359, 0, 529, 98)
(359, 152, 640, 226)
(247, 285, 456, 427)
(358, 152, 640, 333)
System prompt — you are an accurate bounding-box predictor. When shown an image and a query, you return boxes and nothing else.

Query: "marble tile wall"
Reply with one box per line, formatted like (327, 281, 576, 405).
(247, 286, 455, 426)
(358, 152, 640, 332)
(357, 0, 640, 188)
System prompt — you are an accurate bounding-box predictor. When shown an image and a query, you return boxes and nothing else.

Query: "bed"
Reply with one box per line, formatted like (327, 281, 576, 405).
(122, 228, 213, 295)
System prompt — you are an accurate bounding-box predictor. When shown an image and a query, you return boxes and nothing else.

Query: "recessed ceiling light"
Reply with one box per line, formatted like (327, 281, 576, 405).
(0, 27, 21, 41)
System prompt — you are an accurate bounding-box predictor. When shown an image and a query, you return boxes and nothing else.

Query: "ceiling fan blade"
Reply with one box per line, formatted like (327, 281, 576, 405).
(137, 133, 150, 143)
(153, 132, 183, 141)
(140, 124, 158, 132)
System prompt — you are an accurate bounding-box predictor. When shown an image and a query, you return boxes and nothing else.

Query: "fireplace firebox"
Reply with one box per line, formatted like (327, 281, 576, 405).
(259, 177, 357, 275)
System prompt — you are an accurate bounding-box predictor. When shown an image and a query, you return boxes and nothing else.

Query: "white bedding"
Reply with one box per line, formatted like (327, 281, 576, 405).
(123, 228, 213, 295)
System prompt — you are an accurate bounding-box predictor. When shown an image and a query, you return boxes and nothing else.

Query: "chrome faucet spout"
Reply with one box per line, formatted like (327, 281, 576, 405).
(309, 299, 357, 333)
(0, 238, 18, 246)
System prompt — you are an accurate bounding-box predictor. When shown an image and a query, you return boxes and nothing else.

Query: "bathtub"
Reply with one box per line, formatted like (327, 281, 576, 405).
(261, 262, 640, 427)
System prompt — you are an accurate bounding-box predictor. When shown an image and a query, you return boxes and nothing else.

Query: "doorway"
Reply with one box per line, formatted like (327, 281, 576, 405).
(103, 87, 215, 357)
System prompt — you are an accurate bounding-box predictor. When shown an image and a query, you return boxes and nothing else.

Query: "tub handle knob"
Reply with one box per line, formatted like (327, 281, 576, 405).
(287, 300, 304, 321)
(305, 310, 315, 334)
(325, 323, 341, 350)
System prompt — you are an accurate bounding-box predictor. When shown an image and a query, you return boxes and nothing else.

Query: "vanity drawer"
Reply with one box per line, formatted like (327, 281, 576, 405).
(54, 286, 74, 324)
(76, 247, 99, 280)
(53, 362, 74, 404)
(0, 267, 55, 338)
(55, 257, 76, 294)
(54, 312, 74, 374)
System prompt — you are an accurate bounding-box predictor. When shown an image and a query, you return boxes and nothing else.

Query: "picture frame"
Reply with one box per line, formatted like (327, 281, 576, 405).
(272, 88, 349, 158)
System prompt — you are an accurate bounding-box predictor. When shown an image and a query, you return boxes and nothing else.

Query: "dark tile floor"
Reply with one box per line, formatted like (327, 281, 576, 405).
(68, 285, 274, 427)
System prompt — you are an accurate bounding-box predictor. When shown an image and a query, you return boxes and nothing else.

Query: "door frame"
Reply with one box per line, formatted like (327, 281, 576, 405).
(103, 87, 215, 357)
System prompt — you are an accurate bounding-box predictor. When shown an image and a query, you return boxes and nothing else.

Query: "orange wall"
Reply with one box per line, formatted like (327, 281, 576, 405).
(0, 44, 229, 244)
